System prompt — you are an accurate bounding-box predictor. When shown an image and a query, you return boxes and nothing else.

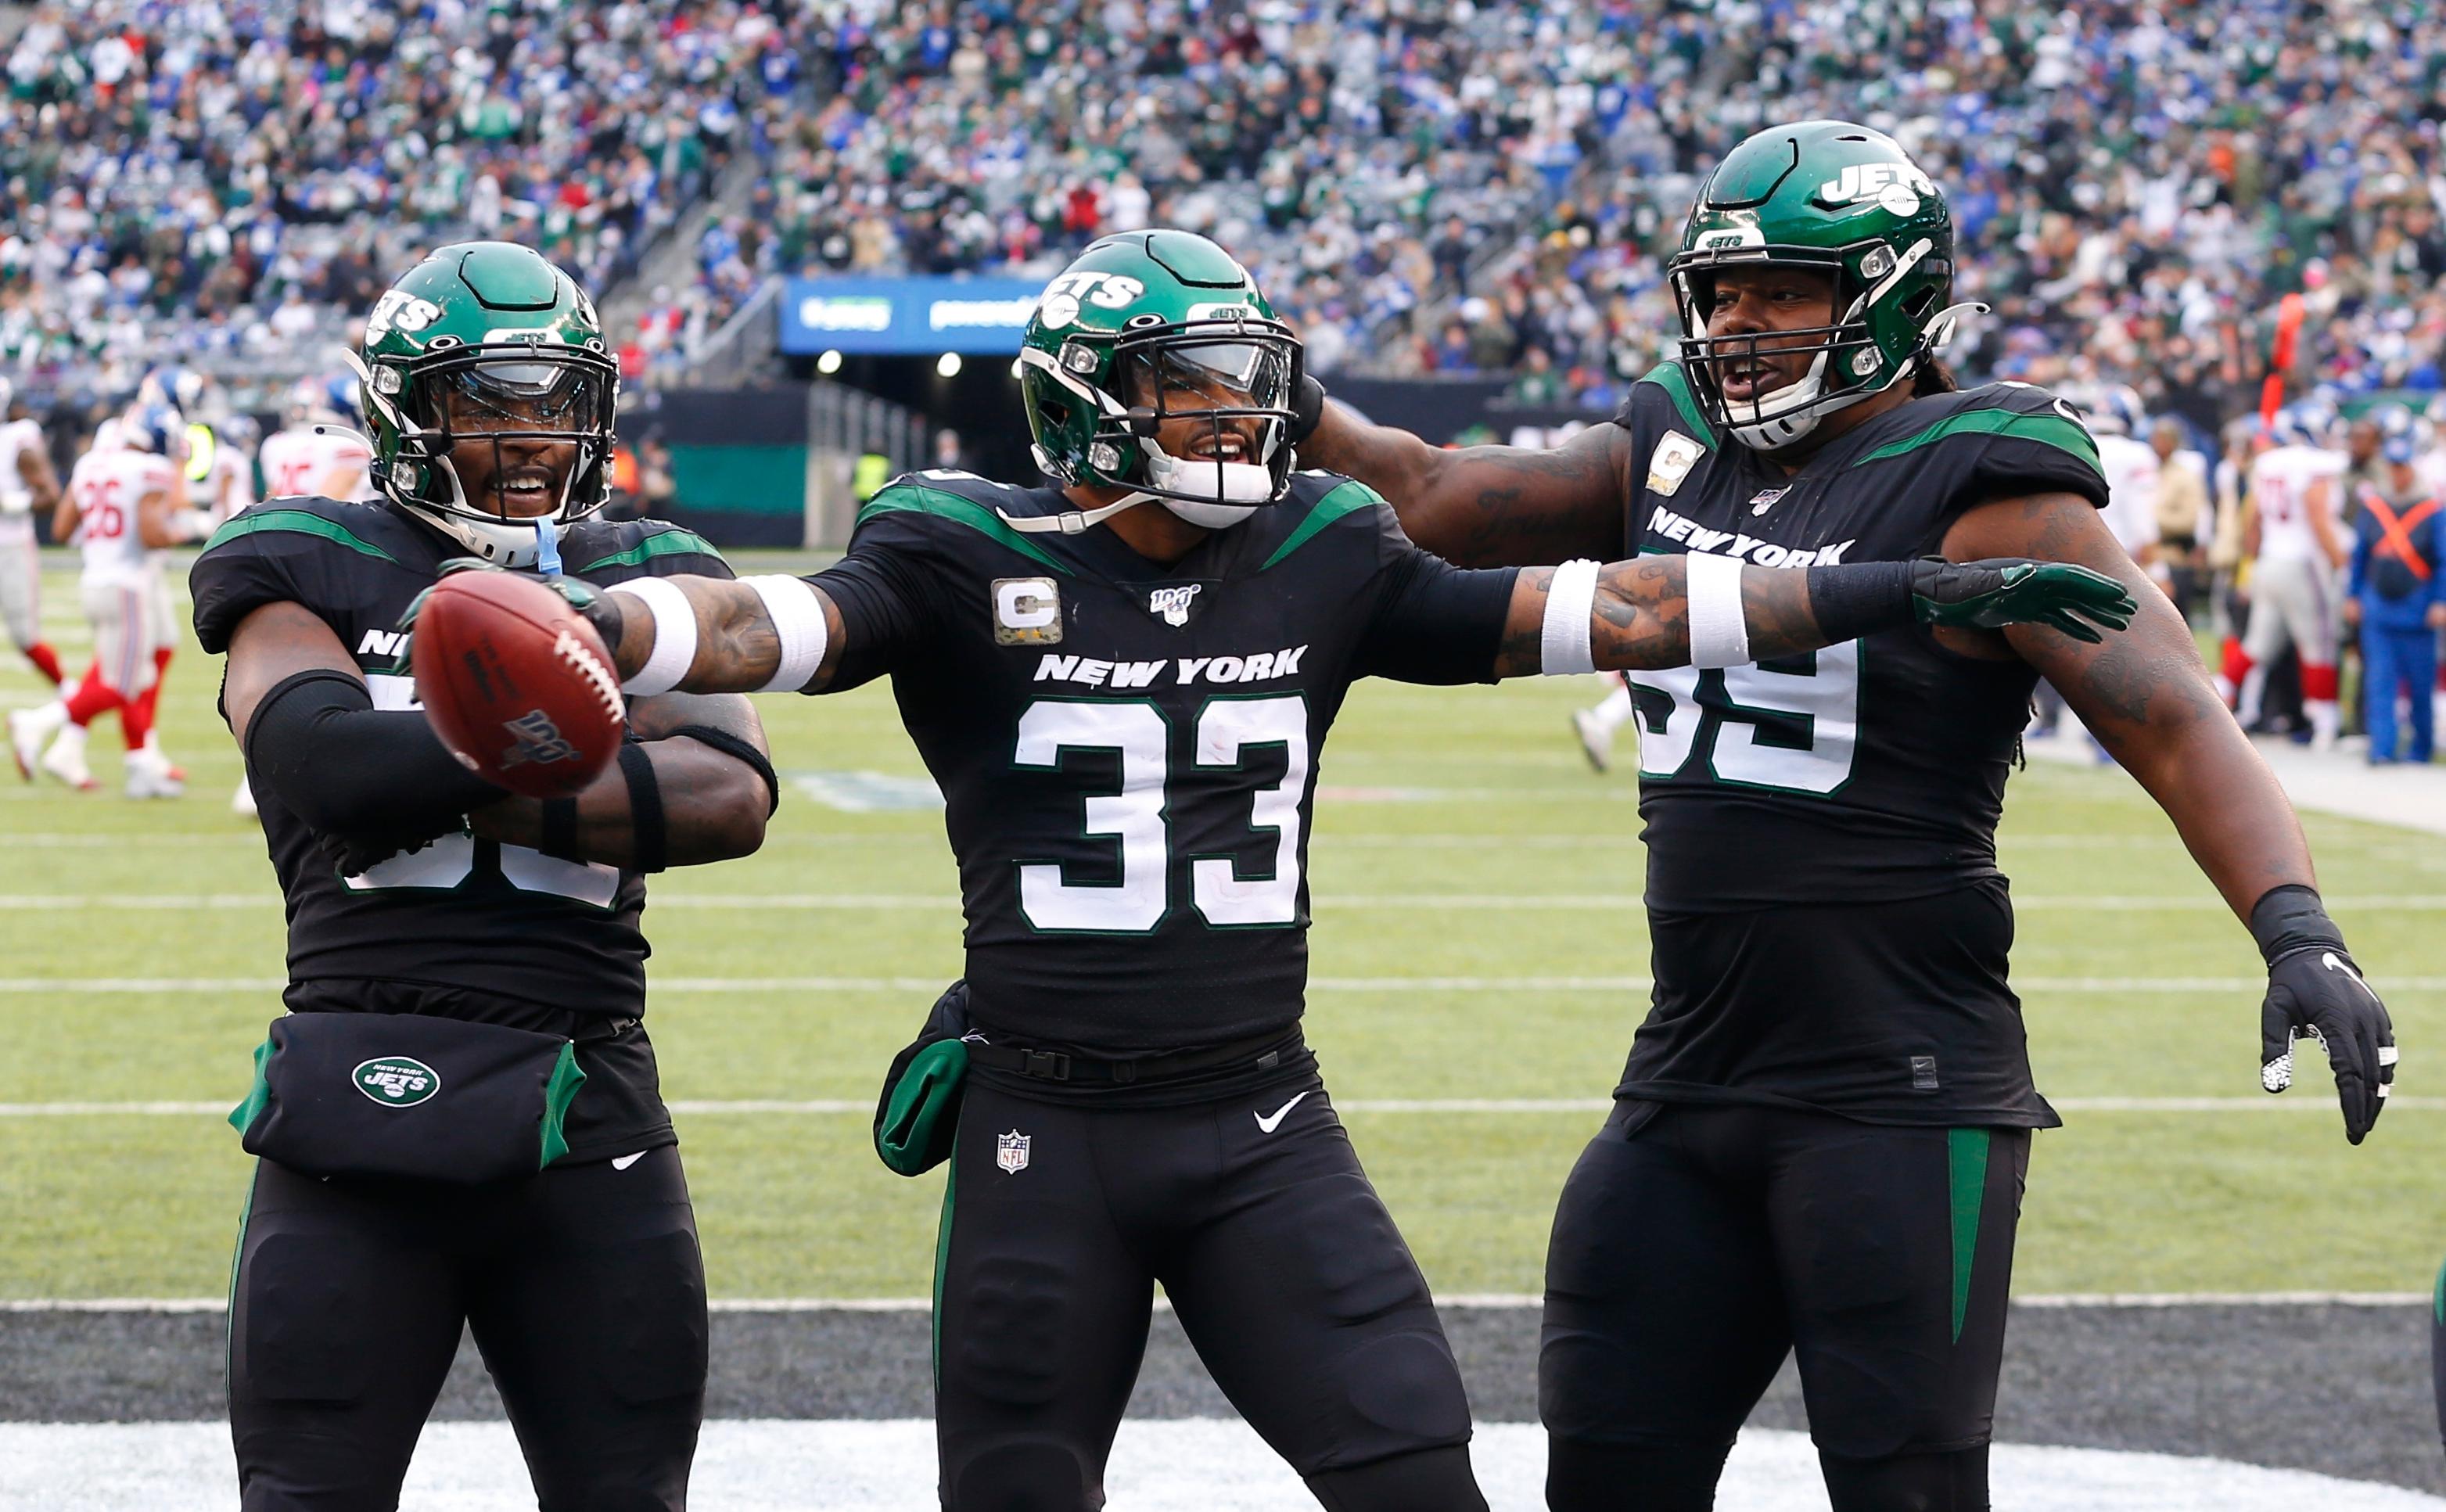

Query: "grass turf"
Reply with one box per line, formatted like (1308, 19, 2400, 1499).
(2, 553, 2441, 1300)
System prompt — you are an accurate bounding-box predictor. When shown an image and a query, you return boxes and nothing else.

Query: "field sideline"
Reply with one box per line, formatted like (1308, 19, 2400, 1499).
(4, 553, 2445, 1303)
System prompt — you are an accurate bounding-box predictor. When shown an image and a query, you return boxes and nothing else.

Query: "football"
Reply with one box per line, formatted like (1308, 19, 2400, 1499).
(408, 572, 626, 799)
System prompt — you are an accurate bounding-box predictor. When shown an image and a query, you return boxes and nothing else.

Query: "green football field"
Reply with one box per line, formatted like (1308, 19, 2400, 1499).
(4, 554, 2444, 1302)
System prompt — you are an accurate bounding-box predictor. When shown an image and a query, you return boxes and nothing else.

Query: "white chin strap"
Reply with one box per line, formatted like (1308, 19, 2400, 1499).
(1002, 451, 1275, 535)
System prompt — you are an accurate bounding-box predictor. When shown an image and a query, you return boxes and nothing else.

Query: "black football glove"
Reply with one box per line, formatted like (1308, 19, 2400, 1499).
(388, 558, 620, 676)
(2252, 885, 2396, 1144)
(1909, 558, 2138, 643)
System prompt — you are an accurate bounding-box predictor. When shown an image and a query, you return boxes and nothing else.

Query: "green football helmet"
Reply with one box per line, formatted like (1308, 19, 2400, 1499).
(349, 242, 620, 566)
(1015, 229, 1302, 533)
(1668, 120, 1979, 451)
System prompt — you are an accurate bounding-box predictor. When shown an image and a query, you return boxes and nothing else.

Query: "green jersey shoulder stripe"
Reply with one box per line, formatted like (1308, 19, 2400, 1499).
(857, 487, 1072, 575)
(1636, 361, 1715, 447)
(1855, 407, 2103, 476)
(569, 526, 724, 575)
(203, 508, 399, 564)
(1260, 478, 1382, 571)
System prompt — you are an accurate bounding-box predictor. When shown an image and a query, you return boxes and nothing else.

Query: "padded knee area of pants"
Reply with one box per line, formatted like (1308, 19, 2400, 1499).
(1307, 1446, 1487, 1512)
(1340, 1331, 1474, 1444)
(947, 1442, 1094, 1512)
(1546, 1437, 1729, 1512)
(1818, 1444, 1989, 1512)
(950, 1251, 1077, 1408)
(239, 1232, 374, 1404)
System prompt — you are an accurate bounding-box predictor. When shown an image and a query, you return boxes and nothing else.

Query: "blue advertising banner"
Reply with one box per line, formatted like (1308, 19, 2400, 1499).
(780, 276, 1043, 355)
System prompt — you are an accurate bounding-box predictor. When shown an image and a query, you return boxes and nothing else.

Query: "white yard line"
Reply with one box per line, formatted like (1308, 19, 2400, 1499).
(5, 1095, 2436, 1118)
(7, 1420, 2441, 1511)
(2, 1291, 2425, 1315)
(2, 891, 2442, 911)
(5, 975, 2446, 995)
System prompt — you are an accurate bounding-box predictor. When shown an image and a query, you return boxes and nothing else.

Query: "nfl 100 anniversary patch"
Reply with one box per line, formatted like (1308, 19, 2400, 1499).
(992, 577, 1062, 645)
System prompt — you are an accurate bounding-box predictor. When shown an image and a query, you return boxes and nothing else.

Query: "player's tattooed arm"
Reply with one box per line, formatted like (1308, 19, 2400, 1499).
(469, 691, 771, 865)
(1944, 490, 2315, 918)
(1489, 551, 2135, 677)
(1492, 556, 1831, 675)
(1300, 402, 1630, 567)
(590, 575, 849, 694)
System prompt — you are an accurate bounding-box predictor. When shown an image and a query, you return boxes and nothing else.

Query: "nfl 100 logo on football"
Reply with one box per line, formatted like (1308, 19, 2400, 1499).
(996, 1129, 1031, 1173)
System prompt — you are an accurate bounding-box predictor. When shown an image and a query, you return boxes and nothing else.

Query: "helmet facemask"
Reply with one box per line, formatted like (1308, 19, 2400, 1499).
(1021, 314, 1302, 533)
(1672, 239, 1946, 451)
(356, 341, 618, 566)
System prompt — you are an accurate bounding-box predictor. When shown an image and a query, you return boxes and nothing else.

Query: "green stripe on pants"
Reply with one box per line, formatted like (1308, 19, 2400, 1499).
(1947, 1129, 1991, 1345)
(932, 1143, 958, 1392)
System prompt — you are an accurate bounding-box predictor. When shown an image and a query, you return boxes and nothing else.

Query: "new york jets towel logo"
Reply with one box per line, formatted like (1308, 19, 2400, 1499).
(353, 1057, 442, 1108)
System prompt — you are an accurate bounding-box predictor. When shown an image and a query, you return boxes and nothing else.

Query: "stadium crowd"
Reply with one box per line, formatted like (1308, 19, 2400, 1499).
(649, 0, 2446, 430)
(0, 0, 778, 399)
(5, 0, 2446, 429)
(1439, 0, 2446, 423)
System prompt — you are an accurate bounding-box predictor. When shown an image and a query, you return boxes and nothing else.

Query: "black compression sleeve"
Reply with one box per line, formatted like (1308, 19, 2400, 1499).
(242, 669, 507, 838)
(619, 741, 667, 872)
(669, 723, 781, 815)
(1803, 562, 1916, 645)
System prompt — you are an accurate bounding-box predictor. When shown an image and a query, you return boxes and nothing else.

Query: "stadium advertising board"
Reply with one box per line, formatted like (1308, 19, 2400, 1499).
(781, 276, 1043, 355)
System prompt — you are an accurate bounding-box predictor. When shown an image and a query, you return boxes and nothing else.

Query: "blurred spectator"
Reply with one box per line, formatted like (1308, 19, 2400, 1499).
(0, 0, 788, 400)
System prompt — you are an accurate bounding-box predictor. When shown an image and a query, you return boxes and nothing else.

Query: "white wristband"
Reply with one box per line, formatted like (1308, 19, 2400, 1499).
(742, 573, 829, 692)
(1685, 551, 1751, 668)
(612, 576, 698, 696)
(1538, 558, 1601, 676)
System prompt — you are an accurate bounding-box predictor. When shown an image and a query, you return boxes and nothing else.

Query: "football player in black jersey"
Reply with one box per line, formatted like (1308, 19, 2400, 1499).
(418, 229, 2126, 1512)
(1297, 122, 2399, 1511)
(192, 242, 778, 1512)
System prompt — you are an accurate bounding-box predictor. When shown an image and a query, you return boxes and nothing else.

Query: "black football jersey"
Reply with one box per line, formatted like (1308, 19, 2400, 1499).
(1607, 365, 2107, 1126)
(191, 499, 734, 1158)
(810, 469, 1518, 1058)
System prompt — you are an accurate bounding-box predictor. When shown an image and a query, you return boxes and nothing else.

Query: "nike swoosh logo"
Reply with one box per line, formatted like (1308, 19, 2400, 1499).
(1254, 1092, 1310, 1134)
(611, 1151, 648, 1171)
(2323, 952, 2382, 1004)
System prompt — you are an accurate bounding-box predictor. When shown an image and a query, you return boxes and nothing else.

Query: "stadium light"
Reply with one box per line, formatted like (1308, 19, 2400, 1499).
(816, 349, 842, 375)
(936, 352, 963, 378)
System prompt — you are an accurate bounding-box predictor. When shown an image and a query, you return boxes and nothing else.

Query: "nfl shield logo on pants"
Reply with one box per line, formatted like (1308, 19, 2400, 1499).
(996, 1130, 1031, 1174)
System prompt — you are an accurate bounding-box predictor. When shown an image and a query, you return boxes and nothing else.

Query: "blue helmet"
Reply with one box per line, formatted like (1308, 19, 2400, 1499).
(2273, 401, 2336, 449)
(120, 403, 181, 458)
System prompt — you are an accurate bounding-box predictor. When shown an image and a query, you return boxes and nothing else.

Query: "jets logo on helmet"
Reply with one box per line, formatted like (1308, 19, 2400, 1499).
(349, 241, 620, 568)
(1011, 230, 1304, 536)
(1669, 120, 1985, 452)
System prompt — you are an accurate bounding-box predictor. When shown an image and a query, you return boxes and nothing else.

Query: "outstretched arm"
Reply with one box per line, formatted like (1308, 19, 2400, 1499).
(1485, 551, 2137, 678)
(1944, 490, 2394, 1143)
(1298, 401, 1630, 567)
(584, 574, 850, 695)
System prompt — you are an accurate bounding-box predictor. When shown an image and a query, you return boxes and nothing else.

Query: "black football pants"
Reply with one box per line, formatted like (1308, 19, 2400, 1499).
(933, 1072, 1485, 1512)
(1541, 1101, 2028, 1512)
(228, 1145, 707, 1511)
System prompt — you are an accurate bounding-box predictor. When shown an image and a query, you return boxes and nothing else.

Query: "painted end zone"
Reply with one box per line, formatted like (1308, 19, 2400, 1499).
(4, 1421, 2437, 1511)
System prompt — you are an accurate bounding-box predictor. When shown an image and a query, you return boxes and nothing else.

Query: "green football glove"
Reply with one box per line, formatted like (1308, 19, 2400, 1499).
(1909, 558, 2137, 644)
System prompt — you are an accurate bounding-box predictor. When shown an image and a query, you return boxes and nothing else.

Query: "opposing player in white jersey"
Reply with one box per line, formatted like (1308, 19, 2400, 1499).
(0, 377, 66, 686)
(232, 378, 372, 816)
(259, 375, 374, 501)
(2083, 386, 2164, 589)
(8, 406, 210, 794)
(2236, 404, 2350, 746)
